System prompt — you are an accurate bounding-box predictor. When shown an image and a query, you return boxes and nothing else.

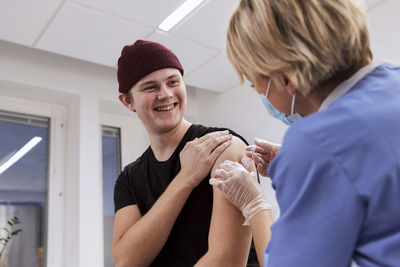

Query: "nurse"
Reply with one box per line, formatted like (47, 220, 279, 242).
(209, 0, 400, 266)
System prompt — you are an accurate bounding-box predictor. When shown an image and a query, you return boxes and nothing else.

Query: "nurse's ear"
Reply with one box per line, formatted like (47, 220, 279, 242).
(277, 73, 297, 96)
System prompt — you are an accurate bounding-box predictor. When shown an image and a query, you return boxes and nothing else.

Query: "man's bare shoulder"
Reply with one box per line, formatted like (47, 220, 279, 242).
(211, 136, 249, 175)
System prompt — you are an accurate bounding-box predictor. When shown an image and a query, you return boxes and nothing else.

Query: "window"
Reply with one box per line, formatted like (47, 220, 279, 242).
(102, 126, 121, 267)
(0, 110, 49, 267)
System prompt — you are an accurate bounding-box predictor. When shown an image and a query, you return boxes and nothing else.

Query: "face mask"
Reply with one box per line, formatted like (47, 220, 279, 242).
(259, 79, 303, 125)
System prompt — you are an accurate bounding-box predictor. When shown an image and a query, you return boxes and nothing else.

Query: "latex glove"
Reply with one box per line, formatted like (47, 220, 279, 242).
(245, 138, 281, 177)
(210, 160, 272, 225)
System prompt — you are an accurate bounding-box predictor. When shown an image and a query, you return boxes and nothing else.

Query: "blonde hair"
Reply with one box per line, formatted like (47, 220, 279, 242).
(227, 0, 372, 95)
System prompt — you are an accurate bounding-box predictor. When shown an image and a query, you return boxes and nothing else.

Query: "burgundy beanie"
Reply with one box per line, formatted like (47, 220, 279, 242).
(117, 40, 184, 94)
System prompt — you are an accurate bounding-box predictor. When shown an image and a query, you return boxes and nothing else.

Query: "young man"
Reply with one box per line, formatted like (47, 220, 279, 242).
(113, 40, 258, 267)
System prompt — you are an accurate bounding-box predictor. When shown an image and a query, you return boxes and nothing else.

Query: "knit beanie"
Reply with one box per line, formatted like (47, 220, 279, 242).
(117, 40, 184, 94)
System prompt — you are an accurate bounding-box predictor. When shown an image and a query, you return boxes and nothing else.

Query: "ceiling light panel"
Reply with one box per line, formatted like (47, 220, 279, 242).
(158, 0, 207, 32)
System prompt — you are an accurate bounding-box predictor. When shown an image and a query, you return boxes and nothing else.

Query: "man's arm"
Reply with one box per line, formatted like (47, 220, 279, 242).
(112, 172, 195, 267)
(112, 131, 232, 267)
(195, 136, 254, 267)
(209, 160, 274, 266)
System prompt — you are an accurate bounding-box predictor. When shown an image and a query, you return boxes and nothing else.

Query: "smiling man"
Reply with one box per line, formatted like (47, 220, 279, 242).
(112, 40, 258, 267)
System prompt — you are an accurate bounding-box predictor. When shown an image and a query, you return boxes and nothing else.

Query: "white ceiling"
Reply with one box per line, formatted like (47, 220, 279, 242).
(0, 0, 387, 92)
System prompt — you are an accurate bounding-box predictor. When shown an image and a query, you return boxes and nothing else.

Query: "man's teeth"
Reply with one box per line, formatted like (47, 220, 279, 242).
(156, 104, 174, 111)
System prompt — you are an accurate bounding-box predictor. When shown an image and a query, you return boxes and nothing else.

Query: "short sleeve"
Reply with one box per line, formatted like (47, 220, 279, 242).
(199, 125, 249, 145)
(266, 127, 365, 266)
(227, 129, 248, 146)
(114, 169, 137, 213)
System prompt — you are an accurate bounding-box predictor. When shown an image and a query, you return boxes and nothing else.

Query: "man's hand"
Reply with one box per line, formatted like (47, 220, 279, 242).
(180, 130, 232, 188)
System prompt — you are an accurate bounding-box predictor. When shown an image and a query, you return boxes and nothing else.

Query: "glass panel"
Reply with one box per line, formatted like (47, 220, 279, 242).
(102, 126, 121, 267)
(0, 110, 49, 267)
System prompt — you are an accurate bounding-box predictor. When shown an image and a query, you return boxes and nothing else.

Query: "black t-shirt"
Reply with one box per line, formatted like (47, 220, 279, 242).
(114, 124, 258, 266)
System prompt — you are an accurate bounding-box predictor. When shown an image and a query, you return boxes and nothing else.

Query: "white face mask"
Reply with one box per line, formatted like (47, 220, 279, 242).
(259, 79, 303, 125)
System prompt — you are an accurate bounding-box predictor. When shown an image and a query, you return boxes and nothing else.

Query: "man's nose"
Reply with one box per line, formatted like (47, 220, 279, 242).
(158, 85, 173, 99)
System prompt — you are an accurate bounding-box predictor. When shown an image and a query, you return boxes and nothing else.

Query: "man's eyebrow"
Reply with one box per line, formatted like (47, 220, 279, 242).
(138, 74, 180, 87)
(166, 74, 180, 80)
(138, 80, 157, 87)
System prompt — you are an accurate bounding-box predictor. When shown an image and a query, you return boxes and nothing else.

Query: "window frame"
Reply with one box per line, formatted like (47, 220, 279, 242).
(100, 113, 149, 169)
(99, 113, 148, 267)
(0, 95, 65, 267)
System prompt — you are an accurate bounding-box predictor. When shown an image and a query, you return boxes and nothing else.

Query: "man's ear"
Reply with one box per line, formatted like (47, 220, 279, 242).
(118, 93, 136, 112)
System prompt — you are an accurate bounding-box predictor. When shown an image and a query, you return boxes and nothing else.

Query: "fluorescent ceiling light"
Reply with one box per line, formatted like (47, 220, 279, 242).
(158, 0, 206, 31)
(0, 136, 42, 175)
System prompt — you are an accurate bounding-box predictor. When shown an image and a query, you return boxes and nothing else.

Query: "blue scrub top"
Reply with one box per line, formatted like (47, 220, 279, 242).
(265, 64, 400, 266)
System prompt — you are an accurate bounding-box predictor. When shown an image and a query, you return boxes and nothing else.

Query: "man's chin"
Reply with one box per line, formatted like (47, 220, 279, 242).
(152, 120, 181, 133)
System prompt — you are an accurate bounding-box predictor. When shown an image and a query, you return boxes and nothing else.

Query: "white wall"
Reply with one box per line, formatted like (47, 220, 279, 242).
(368, 0, 400, 63)
(196, 85, 287, 144)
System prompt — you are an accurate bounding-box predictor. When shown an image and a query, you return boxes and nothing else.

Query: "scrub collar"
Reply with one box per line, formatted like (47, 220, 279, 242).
(319, 61, 384, 111)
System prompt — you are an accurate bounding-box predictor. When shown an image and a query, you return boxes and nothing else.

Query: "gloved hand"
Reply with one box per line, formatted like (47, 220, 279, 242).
(245, 138, 281, 177)
(210, 160, 272, 225)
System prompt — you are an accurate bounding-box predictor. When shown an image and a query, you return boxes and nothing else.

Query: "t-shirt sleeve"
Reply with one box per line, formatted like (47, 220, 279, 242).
(114, 168, 137, 214)
(200, 125, 249, 146)
(265, 126, 365, 266)
(228, 129, 248, 146)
